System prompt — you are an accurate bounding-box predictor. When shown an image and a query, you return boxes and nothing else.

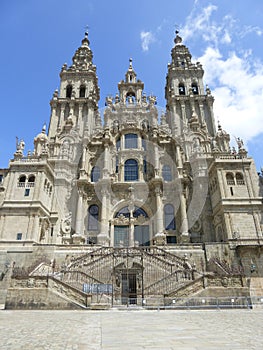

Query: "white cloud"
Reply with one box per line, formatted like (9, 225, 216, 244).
(179, 3, 263, 146)
(181, 4, 218, 43)
(140, 31, 155, 52)
(198, 45, 263, 144)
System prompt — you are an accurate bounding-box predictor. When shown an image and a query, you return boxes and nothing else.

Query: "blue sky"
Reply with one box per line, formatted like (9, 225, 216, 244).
(0, 0, 262, 171)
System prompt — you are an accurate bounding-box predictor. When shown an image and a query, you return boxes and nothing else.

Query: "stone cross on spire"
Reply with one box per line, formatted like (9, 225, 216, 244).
(129, 58, 133, 69)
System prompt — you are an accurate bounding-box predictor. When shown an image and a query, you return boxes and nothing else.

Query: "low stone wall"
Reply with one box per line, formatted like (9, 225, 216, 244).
(5, 276, 90, 309)
(5, 288, 80, 309)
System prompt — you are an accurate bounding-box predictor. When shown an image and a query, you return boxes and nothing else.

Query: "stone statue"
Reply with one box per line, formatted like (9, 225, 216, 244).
(16, 138, 25, 155)
(61, 212, 72, 236)
(236, 137, 244, 151)
(113, 120, 119, 133)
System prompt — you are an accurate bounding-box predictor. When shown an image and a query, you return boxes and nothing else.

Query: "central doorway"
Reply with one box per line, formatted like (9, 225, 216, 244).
(121, 273, 137, 304)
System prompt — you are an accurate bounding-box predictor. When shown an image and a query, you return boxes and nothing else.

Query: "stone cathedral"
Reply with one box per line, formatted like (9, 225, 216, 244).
(0, 31, 263, 309)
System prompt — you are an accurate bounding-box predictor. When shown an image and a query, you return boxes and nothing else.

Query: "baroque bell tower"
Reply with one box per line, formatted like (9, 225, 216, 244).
(165, 31, 216, 138)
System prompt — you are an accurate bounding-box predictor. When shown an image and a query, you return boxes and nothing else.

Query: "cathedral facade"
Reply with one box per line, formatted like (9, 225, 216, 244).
(0, 32, 263, 308)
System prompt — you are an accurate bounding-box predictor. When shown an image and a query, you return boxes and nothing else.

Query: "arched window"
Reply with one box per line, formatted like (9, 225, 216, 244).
(125, 133, 138, 149)
(133, 207, 148, 218)
(28, 175, 35, 183)
(91, 166, 100, 182)
(124, 159, 138, 181)
(66, 85, 72, 98)
(79, 85, 86, 98)
(126, 91, 136, 103)
(164, 204, 176, 230)
(115, 206, 148, 218)
(236, 172, 245, 185)
(226, 173, 235, 185)
(88, 205, 99, 231)
(19, 175, 26, 183)
(179, 83, 185, 95)
(162, 165, 172, 181)
(192, 83, 199, 95)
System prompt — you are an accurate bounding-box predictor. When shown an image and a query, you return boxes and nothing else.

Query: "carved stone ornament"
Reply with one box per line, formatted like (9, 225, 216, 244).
(61, 212, 72, 236)
(113, 214, 130, 225)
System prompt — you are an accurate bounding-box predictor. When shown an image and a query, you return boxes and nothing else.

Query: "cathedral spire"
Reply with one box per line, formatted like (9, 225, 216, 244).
(125, 57, 137, 83)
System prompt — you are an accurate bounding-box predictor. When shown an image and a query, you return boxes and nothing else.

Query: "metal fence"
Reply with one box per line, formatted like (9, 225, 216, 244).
(109, 296, 263, 310)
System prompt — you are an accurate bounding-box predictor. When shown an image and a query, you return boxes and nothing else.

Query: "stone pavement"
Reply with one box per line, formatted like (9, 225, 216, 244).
(0, 309, 263, 349)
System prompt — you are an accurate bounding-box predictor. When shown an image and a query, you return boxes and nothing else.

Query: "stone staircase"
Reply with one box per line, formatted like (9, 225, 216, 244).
(6, 247, 205, 308)
(59, 247, 200, 300)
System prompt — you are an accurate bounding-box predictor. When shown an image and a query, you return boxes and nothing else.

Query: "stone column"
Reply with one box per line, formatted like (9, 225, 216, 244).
(110, 222, 114, 246)
(253, 212, 262, 237)
(199, 103, 205, 126)
(138, 136, 142, 150)
(77, 104, 83, 132)
(154, 143, 160, 177)
(84, 104, 93, 135)
(139, 156, 144, 181)
(129, 218, 135, 247)
(180, 101, 187, 136)
(0, 215, 6, 239)
(75, 191, 84, 235)
(58, 103, 66, 131)
(217, 168, 226, 198)
(81, 146, 87, 171)
(121, 134, 125, 149)
(207, 99, 216, 135)
(244, 168, 254, 197)
(97, 185, 110, 246)
(103, 144, 110, 178)
(170, 103, 178, 136)
(33, 172, 44, 201)
(180, 192, 189, 242)
(224, 212, 232, 240)
(154, 185, 165, 245)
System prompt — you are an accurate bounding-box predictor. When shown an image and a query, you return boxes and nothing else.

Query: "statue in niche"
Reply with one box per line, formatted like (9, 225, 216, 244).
(142, 120, 148, 131)
(113, 120, 119, 133)
(193, 137, 201, 152)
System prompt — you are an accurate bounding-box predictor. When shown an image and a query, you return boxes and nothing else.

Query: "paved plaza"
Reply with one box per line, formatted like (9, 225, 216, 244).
(0, 309, 263, 349)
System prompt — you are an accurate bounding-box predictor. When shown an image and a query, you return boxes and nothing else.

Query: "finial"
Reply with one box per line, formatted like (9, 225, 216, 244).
(217, 120, 222, 131)
(82, 25, 90, 47)
(42, 123, 47, 133)
(174, 27, 183, 45)
(129, 58, 133, 68)
(85, 25, 89, 38)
